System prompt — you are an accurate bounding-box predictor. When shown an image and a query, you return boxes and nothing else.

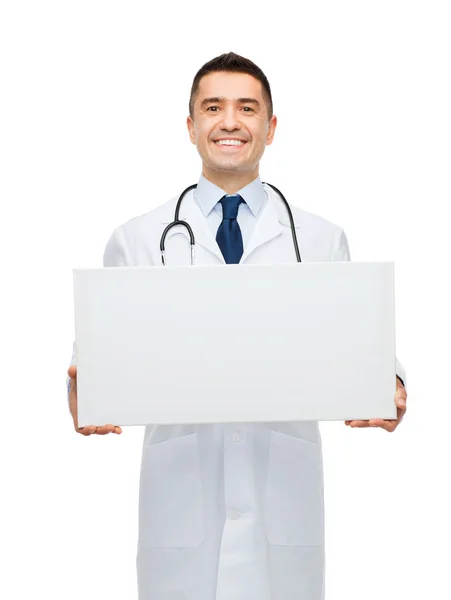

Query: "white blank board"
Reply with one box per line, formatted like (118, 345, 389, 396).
(73, 262, 396, 426)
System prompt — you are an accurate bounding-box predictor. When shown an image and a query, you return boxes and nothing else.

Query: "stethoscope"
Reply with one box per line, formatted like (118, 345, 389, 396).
(160, 182, 302, 265)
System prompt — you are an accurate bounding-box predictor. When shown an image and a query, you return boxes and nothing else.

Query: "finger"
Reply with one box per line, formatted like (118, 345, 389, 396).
(78, 425, 97, 436)
(395, 382, 407, 404)
(68, 365, 77, 379)
(368, 419, 397, 432)
(395, 394, 407, 409)
(349, 420, 371, 428)
(384, 420, 397, 432)
(94, 424, 115, 435)
(397, 405, 406, 422)
(113, 426, 122, 434)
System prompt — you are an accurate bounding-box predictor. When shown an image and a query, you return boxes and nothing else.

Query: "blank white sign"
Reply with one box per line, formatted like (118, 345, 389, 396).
(73, 262, 396, 426)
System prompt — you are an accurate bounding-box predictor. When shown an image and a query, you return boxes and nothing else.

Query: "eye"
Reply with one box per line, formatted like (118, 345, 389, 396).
(242, 106, 254, 112)
(206, 106, 220, 112)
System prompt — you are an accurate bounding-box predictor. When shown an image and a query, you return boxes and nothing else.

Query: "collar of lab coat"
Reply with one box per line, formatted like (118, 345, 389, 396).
(160, 179, 300, 263)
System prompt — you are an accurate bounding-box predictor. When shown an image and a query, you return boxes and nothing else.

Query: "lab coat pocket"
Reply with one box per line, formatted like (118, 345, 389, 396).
(264, 430, 324, 547)
(138, 432, 204, 548)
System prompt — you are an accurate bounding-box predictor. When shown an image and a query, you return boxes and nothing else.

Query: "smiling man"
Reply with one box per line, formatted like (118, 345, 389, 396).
(187, 69, 276, 193)
(67, 52, 407, 600)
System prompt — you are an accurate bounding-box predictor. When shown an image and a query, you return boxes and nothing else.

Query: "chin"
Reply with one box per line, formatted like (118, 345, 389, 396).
(213, 159, 247, 171)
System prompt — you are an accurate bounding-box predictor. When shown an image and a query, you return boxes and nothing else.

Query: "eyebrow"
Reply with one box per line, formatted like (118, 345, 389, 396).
(200, 96, 261, 108)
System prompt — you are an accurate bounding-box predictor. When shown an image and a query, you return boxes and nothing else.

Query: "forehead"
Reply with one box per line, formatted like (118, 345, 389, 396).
(196, 71, 264, 103)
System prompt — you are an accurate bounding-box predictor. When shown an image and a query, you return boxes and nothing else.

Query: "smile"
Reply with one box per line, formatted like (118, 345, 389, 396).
(214, 140, 247, 147)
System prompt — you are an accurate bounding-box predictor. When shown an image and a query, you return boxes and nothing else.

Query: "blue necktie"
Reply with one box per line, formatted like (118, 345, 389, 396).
(216, 194, 244, 264)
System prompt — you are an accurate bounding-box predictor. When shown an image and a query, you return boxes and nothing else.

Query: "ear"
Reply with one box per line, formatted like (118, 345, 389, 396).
(187, 115, 196, 145)
(265, 115, 277, 146)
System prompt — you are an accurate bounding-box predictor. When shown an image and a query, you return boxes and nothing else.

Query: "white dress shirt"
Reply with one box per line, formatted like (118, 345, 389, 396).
(194, 173, 267, 250)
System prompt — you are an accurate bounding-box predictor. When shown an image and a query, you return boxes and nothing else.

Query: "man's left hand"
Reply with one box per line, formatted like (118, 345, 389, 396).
(344, 376, 407, 432)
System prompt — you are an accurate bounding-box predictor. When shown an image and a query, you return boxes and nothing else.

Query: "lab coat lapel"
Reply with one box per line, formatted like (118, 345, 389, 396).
(160, 185, 287, 265)
(240, 192, 284, 263)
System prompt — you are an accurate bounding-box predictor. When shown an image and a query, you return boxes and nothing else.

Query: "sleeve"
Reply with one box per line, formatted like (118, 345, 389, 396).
(330, 226, 407, 390)
(331, 227, 351, 262)
(395, 359, 407, 389)
(66, 225, 131, 407)
(103, 224, 131, 267)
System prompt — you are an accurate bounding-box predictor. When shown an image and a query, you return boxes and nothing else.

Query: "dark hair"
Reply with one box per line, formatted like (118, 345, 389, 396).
(189, 52, 273, 120)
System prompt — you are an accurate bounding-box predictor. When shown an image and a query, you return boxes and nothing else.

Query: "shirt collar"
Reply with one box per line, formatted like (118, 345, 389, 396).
(195, 173, 266, 218)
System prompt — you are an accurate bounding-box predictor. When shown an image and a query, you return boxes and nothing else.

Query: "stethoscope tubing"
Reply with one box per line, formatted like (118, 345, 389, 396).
(159, 182, 301, 265)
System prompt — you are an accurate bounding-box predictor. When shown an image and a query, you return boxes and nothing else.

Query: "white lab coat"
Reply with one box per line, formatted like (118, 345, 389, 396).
(69, 184, 406, 600)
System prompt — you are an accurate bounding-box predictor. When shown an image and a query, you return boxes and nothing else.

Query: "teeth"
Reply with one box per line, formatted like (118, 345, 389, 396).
(216, 140, 245, 146)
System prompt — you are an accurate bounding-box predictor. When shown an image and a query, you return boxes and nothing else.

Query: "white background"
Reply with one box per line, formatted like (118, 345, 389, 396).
(1, 1, 449, 598)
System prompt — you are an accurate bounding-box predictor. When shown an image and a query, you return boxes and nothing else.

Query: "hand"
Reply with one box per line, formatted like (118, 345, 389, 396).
(344, 376, 407, 432)
(67, 365, 122, 436)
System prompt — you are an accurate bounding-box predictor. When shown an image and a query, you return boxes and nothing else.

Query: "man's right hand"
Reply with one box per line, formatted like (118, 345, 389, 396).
(67, 365, 122, 435)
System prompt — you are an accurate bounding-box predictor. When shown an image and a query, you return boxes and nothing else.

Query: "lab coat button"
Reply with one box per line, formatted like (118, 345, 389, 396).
(227, 509, 241, 520)
(231, 432, 241, 443)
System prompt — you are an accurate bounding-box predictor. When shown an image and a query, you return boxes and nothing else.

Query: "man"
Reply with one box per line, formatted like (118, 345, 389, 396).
(67, 52, 407, 600)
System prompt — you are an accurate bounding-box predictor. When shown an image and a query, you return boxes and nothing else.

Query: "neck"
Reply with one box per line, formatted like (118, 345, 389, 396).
(202, 165, 259, 194)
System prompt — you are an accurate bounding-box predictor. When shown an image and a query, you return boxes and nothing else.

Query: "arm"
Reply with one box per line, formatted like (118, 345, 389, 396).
(331, 226, 407, 390)
(66, 225, 130, 433)
(331, 227, 408, 431)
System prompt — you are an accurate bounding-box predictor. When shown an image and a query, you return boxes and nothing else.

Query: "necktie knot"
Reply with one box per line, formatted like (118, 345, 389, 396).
(219, 194, 243, 220)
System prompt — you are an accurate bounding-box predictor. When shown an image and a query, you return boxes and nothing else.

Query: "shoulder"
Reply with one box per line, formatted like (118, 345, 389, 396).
(102, 194, 180, 266)
(292, 204, 344, 235)
(264, 184, 344, 235)
(120, 194, 180, 234)
(106, 193, 181, 251)
(264, 184, 350, 261)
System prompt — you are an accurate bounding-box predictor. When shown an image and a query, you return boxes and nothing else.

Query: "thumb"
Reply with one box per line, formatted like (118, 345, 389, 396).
(68, 365, 77, 379)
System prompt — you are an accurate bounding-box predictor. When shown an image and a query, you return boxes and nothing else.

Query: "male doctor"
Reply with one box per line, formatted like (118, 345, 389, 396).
(67, 52, 408, 600)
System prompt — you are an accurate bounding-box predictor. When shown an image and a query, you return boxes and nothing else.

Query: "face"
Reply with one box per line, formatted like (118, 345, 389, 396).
(187, 71, 277, 177)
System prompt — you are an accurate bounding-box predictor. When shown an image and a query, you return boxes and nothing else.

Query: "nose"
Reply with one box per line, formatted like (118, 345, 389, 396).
(218, 107, 242, 131)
